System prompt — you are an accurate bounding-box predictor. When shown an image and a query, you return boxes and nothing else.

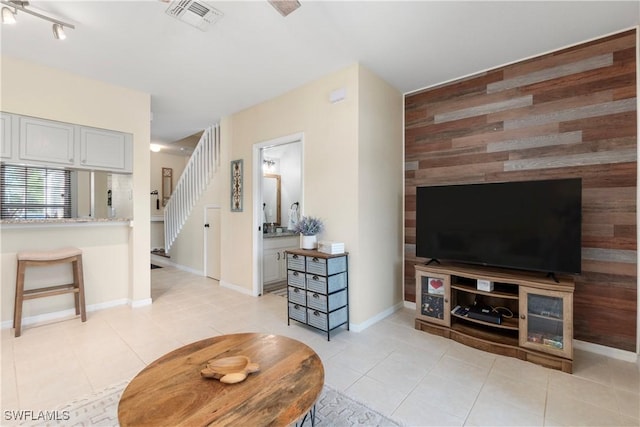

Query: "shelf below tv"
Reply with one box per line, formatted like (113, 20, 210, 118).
(414, 262, 574, 373)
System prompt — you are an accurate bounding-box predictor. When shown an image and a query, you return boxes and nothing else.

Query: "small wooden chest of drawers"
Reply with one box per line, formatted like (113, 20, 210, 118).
(285, 249, 349, 340)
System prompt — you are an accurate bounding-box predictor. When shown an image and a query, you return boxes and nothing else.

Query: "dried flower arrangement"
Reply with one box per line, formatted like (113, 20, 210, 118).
(293, 216, 324, 236)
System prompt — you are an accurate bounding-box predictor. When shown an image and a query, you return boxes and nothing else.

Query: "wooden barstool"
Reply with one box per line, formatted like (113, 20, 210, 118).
(13, 247, 86, 337)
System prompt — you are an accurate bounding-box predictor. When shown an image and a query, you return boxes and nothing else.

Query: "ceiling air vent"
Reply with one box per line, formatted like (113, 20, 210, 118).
(165, 0, 223, 31)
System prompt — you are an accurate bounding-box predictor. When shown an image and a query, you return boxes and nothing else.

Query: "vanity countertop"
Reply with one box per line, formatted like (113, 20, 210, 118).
(263, 231, 297, 238)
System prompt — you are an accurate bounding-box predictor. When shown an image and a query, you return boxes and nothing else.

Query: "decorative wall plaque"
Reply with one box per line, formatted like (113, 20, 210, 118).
(231, 159, 243, 212)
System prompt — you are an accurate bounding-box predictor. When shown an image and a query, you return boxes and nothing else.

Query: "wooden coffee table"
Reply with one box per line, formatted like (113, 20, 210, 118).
(118, 333, 324, 426)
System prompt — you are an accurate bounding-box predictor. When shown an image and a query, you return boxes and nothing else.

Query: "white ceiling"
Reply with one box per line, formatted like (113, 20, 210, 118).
(1, 1, 638, 148)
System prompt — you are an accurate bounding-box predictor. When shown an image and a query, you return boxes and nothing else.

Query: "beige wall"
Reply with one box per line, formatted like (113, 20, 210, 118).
(150, 151, 188, 250)
(221, 64, 360, 297)
(1, 225, 130, 321)
(167, 63, 404, 326)
(0, 56, 151, 323)
(150, 151, 189, 216)
(355, 65, 404, 323)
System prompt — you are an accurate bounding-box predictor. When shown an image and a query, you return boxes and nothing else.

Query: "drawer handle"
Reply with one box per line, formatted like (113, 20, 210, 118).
(294, 288, 300, 293)
(313, 310, 320, 316)
(294, 304, 300, 309)
(292, 255, 299, 259)
(312, 257, 319, 262)
(293, 272, 299, 277)
(313, 293, 319, 299)
(313, 275, 319, 280)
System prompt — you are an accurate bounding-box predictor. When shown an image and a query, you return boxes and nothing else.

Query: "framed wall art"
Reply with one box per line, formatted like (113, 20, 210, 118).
(230, 159, 243, 212)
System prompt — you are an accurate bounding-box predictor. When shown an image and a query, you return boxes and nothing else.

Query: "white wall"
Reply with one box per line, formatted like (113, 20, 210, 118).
(0, 56, 151, 323)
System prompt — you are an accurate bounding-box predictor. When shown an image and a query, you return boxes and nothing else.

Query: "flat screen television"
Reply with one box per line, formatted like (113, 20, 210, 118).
(415, 178, 582, 275)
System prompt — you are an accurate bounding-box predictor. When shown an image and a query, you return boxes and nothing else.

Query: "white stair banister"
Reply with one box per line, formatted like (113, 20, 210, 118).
(164, 124, 220, 251)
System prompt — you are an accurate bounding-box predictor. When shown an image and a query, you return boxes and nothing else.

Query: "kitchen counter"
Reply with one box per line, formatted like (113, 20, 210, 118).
(0, 218, 131, 228)
(1, 219, 134, 325)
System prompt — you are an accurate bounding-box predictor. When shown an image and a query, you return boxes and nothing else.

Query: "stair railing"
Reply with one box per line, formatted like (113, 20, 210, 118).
(164, 124, 220, 251)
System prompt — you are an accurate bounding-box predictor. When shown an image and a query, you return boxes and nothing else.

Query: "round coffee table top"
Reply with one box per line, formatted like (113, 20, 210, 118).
(118, 333, 324, 426)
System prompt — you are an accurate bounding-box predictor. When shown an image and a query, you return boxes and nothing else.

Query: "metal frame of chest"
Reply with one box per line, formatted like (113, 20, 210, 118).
(285, 250, 349, 341)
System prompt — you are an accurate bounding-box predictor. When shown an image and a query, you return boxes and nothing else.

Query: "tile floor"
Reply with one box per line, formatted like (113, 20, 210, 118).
(1, 266, 639, 426)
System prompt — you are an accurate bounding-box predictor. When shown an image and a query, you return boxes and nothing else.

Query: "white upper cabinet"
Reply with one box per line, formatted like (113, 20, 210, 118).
(0, 112, 12, 159)
(19, 116, 75, 166)
(80, 127, 132, 172)
(1, 112, 132, 173)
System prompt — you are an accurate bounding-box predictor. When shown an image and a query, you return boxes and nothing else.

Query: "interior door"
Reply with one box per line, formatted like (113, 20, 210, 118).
(206, 207, 221, 280)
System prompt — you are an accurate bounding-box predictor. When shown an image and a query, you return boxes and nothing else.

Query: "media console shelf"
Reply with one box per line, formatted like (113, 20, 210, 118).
(415, 263, 574, 373)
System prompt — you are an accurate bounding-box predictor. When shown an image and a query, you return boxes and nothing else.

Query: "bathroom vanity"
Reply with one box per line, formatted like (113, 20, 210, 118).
(263, 232, 297, 284)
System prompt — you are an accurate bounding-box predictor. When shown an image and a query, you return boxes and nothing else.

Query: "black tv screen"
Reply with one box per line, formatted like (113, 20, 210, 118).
(416, 179, 582, 275)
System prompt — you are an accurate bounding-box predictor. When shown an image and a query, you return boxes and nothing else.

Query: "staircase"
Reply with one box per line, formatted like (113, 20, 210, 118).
(164, 124, 220, 251)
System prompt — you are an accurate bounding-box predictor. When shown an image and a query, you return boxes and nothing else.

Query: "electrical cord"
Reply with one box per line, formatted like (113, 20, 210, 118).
(492, 306, 514, 318)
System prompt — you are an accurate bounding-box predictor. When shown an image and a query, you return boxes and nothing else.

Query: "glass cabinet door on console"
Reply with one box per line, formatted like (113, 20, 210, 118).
(519, 287, 573, 359)
(416, 270, 450, 327)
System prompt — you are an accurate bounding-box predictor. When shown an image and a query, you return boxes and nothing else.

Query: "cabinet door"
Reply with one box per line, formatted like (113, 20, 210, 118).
(263, 248, 282, 284)
(80, 127, 131, 171)
(19, 116, 75, 166)
(519, 287, 572, 359)
(1, 112, 13, 159)
(277, 250, 289, 281)
(416, 270, 450, 327)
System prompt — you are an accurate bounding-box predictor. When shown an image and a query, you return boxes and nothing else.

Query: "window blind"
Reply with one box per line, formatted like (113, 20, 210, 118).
(0, 164, 72, 219)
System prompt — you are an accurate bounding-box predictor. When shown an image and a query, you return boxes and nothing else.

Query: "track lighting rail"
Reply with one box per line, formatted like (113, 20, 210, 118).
(1, 0, 75, 39)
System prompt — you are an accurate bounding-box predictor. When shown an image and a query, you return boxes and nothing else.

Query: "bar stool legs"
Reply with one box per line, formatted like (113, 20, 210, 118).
(13, 247, 87, 337)
(13, 260, 27, 338)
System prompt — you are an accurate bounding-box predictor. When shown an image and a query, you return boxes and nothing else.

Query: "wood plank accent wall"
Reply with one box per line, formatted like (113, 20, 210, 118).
(404, 29, 637, 352)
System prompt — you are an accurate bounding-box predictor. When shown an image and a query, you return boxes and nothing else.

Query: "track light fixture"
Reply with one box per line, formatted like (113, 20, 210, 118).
(1, 6, 16, 24)
(0, 0, 74, 40)
(52, 23, 65, 40)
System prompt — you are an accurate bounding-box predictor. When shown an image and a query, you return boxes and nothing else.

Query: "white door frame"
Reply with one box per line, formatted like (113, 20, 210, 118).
(252, 132, 304, 297)
(204, 203, 222, 279)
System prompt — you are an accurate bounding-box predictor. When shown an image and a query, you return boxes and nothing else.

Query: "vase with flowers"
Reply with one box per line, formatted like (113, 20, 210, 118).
(293, 216, 324, 249)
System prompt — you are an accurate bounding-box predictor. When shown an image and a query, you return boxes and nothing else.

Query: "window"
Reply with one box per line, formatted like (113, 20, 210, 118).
(0, 164, 71, 219)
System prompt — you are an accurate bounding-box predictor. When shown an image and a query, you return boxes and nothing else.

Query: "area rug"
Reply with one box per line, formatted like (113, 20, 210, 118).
(18, 380, 402, 427)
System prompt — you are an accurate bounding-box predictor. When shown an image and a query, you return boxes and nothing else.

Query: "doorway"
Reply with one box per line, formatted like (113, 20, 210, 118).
(205, 206, 221, 280)
(252, 133, 303, 297)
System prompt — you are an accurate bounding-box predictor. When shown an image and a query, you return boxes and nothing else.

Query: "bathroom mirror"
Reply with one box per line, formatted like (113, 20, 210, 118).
(162, 167, 173, 207)
(263, 173, 281, 225)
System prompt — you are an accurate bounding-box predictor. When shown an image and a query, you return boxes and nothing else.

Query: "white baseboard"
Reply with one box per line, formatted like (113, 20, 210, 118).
(574, 339, 639, 363)
(349, 301, 405, 332)
(220, 280, 254, 296)
(404, 301, 417, 310)
(130, 298, 152, 308)
(151, 256, 203, 276)
(1, 298, 129, 329)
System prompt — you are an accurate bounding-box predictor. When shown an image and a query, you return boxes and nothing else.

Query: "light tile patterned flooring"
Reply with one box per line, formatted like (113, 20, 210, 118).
(1, 266, 639, 426)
